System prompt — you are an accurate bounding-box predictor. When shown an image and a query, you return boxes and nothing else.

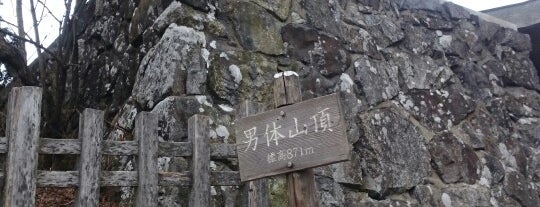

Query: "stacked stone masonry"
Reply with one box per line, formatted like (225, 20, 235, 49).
(53, 0, 540, 206)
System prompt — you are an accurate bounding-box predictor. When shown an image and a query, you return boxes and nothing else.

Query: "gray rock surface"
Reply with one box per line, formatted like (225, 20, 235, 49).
(413, 184, 442, 206)
(441, 184, 491, 207)
(22, 0, 540, 205)
(397, 86, 476, 131)
(132, 24, 206, 109)
(358, 105, 430, 197)
(354, 56, 399, 105)
(225, 1, 285, 55)
(504, 171, 540, 207)
(429, 133, 480, 184)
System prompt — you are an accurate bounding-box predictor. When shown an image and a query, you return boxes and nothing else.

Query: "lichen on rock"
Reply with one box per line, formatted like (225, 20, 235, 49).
(132, 24, 206, 109)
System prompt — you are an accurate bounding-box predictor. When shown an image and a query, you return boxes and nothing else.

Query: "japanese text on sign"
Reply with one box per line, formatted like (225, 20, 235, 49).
(242, 107, 333, 152)
(235, 93, 350, 181)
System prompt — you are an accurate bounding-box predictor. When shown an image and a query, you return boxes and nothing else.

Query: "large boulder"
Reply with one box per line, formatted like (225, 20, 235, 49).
(132, 24, 206, 109)
(504, 171, 540, 207)
(428, 133, 481, 184)
(281, 24, 350, 78)
(251, 0, 291, 20)
(397, 86, 476, 131)
(354, 56, 399, 105)
(388, 51, 454, 90)
(441, 184, 491, 207)
(358, 105, 430, 197)
(208, 51, 277, 105)
(225, 1, 285, 55)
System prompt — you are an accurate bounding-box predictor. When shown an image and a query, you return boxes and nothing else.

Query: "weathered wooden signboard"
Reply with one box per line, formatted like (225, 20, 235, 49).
(235, 93, 349, 182)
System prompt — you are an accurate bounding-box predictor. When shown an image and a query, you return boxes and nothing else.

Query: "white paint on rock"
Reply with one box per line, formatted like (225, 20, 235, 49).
(442, 193, 452, 207)
(273, 71, 299, 78)
(220, 52, 230, 60)
(216, 125, 230, 143)
(202, 48, 210, 68)
(195, 95, 213, 107)
(209, 129, 217, 139)
(340, 73, 354, 93)
(218, 104, 234, 112)
(229, 65, 242, 84)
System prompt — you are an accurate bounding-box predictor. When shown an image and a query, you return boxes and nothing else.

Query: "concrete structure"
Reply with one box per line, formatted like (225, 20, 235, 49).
(483, 0, 540, 28)
(484, 0, 540, 73)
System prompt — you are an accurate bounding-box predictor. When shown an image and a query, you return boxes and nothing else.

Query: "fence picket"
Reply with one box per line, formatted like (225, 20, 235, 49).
(76, 108, 104, 207)
(237, 101, 271, 207)
(0, 87, 244, 206)
(3, 87, 42, 207)
(189, 115, 211, 207)
(135, 112, 159, 207)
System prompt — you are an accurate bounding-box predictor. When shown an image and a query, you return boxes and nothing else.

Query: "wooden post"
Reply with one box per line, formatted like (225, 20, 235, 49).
(3, 87, 42, 207)
(76, 108, 104, 207)
(273, 72, 319, 207)
(188, 115, 211, 207)
(237, 101, 270, 207)
(135, 112, 159, 207)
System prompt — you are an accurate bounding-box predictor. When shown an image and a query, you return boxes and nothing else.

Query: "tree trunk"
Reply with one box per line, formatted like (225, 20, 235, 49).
(15, 0, 26, 61)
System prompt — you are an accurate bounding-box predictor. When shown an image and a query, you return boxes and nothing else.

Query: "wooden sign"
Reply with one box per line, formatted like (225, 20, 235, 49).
(235, 93, 349, 182)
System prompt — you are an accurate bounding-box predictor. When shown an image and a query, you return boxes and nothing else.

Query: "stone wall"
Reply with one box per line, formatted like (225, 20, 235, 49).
(61, 0, 540, 206)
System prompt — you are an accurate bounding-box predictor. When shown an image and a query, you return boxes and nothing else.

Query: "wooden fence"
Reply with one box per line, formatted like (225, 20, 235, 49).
(0, 87, 241, 206)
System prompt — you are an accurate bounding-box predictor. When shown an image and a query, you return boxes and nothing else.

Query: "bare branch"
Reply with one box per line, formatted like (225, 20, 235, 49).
(16, 0, 26, 60)
(36, 0, 62, 24)
(30, 0, 42, 54)
(30, 0, 46, 87)
(0, 19, 19, 30)
(0, 29, 62, 64)
(0, 19, 34, 46)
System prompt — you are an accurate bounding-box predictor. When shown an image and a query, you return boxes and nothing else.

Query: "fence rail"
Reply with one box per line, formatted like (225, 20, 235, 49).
(0, 87, 242, 206)
(0, 137, 237, 157)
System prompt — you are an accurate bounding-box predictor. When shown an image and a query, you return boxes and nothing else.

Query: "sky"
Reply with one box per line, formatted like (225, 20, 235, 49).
(0, 0, 530, 64)
(0, 0, 71, 62)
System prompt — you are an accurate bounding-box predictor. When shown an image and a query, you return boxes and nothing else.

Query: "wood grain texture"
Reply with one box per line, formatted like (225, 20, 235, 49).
(76, 108, 104, 207)
(273, 73, 302, 107)
(158, 141, 192, 156)
(287, 170, 318, 207)
(0, 137, 7, 153)
(39, 138, 80, 154)
(237, 100, 270, 207)
(100, 171, 137, 186)
(188, 115, 211, 207)
(0, 171, 240, 187)
(273, 74, 287, 107)
(37, 171, 78, 187)
(0, 137, 236, 158)
(135, 112, 159, 207)
(3, 87, 42, 207)
(159, 172, 191, 186)
(102, 140, 137, 155)
(235, 93, 349, 181)
(274, 74, 319, 207)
